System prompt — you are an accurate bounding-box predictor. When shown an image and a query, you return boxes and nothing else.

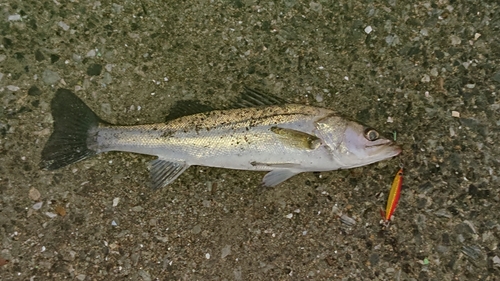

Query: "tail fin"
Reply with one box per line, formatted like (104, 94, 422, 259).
(40, 89, 101, 170)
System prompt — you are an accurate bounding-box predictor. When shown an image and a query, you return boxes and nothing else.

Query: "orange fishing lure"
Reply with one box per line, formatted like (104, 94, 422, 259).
(381, 168, 403, 221)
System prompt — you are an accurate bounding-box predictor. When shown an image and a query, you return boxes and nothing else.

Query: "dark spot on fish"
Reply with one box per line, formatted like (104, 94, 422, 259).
(161, 131, 174, 138)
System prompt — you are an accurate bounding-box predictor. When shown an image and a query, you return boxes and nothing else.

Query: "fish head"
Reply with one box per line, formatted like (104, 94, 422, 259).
(317, 116, 401, 168)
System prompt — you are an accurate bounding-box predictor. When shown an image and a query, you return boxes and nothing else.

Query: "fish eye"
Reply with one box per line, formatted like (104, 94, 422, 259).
(364, 128, 379, 141)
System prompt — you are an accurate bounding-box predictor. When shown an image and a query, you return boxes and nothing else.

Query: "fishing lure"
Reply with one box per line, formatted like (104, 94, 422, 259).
(381, 167, 403, 222)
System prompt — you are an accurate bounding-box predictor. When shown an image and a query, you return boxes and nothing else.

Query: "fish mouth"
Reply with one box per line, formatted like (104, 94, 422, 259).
(366, 139, 402, 157)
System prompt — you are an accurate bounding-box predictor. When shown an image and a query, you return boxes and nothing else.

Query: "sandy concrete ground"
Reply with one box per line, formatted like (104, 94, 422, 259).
(1, 0, 499, 280)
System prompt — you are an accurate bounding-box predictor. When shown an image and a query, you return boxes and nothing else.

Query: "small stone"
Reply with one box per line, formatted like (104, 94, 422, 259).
(42, 69, 60, 85)
(58, 21, 70, 31)
(191, 224, 202, 234)
(55, 205, 66, 216)
(451, 111, 460, 118)
(155, 236, 168, 243)
(76, 274, 86, 281)
(285, 213, 293, 219)
(309, 2, 322, 13)
(137, 270, 151, 281)
(492, 256, 500, 267)
(364, 26, 373, 34)
(101, 72, 112, 85)
(32, 202, 43, 210)
(205, 253, 210, 259)
(421, 74, 431, 83)
(6, 85, 20, 92)
(28, 86, 42, 96)
(315, 94, 323, 102)
(493, 71, 500, 83)
(112, 3, 124, 14)
(340, 214, 356, 226)
(87, 64, 102, 76)
(430, 68, 438, 77)
(221, 245, 231, 258)
(8, 14, 21, 21)
(131, 205, 143, 212)
(45, 212, 57, 218)
(86, 49, 96, 57)
(112, 197, 120, 207)
(450, 35, 461, 46)
(29, 188, 41, 201)
(100, 103, 111, 115)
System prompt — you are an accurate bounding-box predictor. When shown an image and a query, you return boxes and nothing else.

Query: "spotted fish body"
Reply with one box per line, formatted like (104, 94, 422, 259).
(41, 88, 401, 189)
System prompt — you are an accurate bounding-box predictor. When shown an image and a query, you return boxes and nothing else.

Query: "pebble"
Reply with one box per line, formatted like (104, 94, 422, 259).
(29, 188, 41, 201)
(6, 85, 20, 92)
(493, 256, 500, 267)
(340, 214, 356, 226)
(76, 274, 86, 281)
(131, 205, 143, 212)
(221, 245, 231, 258)
(309, 2, 322, 13)
(101, 103, 111, 115)
(45, 212, 57, 218)
(42, 69, 60, 85)
(112, 197, 120, 207)
(191, 224, 202, 234)
(28, 86, 42, 96)
(32, 202, 43, 210)
(450, 35, 461, 46)
(86, 49, 96, 57)
(101, 72, 112, 84)
(364, 26, 373, 34)
(315, 94, 323, 102)
(8, 14, 21, 21)
(58, 21, 70, 31)
(137, 270, 151, 281)
(87, 64, 102, 76)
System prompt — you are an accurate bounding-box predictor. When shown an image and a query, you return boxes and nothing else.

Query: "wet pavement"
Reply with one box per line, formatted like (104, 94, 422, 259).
(1, 0, 499, 280)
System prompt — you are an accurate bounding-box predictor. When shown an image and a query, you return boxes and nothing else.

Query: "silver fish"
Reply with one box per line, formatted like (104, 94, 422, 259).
(40, 88, 401, 188)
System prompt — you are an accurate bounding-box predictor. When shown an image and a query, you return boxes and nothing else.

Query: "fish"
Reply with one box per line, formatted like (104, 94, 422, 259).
(381, 167, 403, 222)
(40, 88, 402, 189)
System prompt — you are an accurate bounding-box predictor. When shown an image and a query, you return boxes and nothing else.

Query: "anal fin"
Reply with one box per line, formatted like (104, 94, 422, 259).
(262, 170, 299, 187)
(148, 159, 189, 189)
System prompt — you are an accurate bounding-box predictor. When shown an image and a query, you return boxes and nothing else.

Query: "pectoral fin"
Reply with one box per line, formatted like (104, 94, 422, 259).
(148, 159, 189, 189)
(270, 126, 321, 150)
(262, 170, 299, 187)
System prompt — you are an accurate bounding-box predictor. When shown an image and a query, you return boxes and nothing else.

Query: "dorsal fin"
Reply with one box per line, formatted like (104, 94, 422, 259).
(234, 87, 287, 108)
(165, 100, 215, 121)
